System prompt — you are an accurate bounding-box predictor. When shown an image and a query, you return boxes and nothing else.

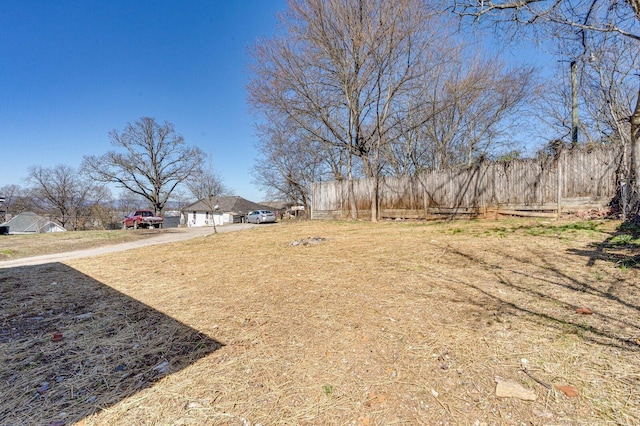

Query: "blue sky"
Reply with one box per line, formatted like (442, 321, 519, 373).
(0, 0, 288, 202)
(1, 1, 561, 204)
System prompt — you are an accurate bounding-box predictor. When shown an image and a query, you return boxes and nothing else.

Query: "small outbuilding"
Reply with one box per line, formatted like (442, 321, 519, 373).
(182, 196, 274, 227)
(0, 212, 66, 234)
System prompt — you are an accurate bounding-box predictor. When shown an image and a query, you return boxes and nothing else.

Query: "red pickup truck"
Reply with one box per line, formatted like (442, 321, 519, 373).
(123, 210, 164, 229)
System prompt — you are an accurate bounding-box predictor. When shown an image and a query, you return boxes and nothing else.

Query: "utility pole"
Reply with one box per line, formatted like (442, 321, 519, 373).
(571, 60, 579, 147)
(0, 195, 6, 233)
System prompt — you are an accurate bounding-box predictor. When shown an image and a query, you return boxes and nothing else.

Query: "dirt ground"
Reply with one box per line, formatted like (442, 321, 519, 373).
(0, 218, 638, 425)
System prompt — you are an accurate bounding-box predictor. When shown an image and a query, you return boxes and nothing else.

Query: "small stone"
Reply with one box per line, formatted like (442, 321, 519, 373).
(37, 382, 51, 393)
(153, 361, 170, 374)
(495, 377, 537, 401)
(290, 237, 326, 246)
(555, 384, 579, 397)
(533, 408, 553, 418)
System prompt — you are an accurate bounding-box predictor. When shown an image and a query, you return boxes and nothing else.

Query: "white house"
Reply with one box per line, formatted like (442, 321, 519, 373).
(182, 196, 275, 227)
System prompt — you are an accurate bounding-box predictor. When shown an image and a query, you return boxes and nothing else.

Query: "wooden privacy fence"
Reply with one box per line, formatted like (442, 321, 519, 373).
(311, 147, 623, 220)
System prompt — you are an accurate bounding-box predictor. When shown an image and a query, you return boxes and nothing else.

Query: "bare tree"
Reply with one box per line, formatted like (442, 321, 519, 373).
(395, 52, 532, 173)
(0, 184, 33, 219)
(26, 164, 107, 230)
(381, 48, 534, 175)
(581, 34, 639, 146)
(249, 0, 437, 221)
(529, 32, 639, 150)
(186, 158, 229, 202)
(529, 66, 576, 145)
(452, 0, 640, 220)
(252, 116, 339, 212)
(82, 117, 205, 215)
(115, 190, 151, 216)
(454, 1, 640, 41)
(185, 156, 230, 232)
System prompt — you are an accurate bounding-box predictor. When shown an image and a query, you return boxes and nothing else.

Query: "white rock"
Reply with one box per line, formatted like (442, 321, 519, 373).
(495, 377, 537, 401)
(533, 409, 553, 418)
(153, 361, 170, 374)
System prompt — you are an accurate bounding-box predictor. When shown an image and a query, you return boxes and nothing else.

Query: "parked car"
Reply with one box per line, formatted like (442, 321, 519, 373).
(123, 210, 164, 229)
(247, 210, 276, 224)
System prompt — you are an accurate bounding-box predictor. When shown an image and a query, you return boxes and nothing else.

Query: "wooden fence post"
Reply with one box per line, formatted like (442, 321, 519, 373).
(557, 149, 563, 219)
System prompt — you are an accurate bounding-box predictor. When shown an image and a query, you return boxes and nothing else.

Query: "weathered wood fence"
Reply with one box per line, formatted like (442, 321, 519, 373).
(311, 147, 623, 220)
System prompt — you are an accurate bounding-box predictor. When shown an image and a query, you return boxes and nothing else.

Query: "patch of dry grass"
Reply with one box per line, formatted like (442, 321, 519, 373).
(1, 219, 638, 425)
(0, 229, 165, 260)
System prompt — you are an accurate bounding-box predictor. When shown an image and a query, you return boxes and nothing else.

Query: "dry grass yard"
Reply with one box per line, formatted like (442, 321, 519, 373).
(1, 219, 639, 425)
(0, 229, 161, 260)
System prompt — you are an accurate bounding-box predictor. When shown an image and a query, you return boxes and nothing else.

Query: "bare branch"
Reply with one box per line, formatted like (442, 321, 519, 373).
(81, 117, 205, 214)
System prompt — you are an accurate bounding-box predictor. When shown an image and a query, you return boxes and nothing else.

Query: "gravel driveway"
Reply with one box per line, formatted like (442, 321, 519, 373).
(0, 223, 259, 269)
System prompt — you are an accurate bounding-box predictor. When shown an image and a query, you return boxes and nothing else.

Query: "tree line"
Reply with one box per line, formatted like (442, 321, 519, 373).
(0, 117, 228, 230)
(248, 0, 640, 222)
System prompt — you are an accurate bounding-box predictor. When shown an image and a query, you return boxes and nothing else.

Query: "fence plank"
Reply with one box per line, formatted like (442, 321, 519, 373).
(311, 147, 622, 220)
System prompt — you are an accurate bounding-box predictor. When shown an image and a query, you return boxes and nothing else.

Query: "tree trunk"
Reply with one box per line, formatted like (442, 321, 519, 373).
(371, 177, 379, 222)
(361, 156, 379, 222)
(370, 139, 384, 223)
(347, 154, 358, 220)
(629, 83, 640, 222)
(368, 163, 379, 223)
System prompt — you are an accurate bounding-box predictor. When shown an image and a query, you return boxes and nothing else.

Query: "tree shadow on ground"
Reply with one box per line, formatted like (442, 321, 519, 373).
(440, 242, 639, 352)
(567, 222, 640, 269)
(0, 263, 223, 426)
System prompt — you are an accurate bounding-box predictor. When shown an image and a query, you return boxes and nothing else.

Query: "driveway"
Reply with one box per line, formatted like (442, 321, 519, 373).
(0, 223, 259, 269)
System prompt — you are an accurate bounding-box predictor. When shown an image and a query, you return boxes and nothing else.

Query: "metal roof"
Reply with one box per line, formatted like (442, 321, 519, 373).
(0, 212, 66, 233)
